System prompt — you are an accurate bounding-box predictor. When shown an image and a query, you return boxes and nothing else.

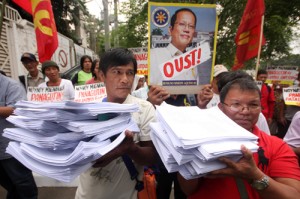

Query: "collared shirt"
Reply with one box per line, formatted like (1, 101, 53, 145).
(0, 74, 27, 159)
(149, 43, 198, 85)
(284, 111, 300, 147)
(75, 94, 156, 199)
(27, 71, 45, 88)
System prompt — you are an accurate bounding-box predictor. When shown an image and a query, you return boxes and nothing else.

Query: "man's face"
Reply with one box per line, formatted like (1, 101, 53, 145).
(100, 63, 135, 103)
(169, 11, 196, 52)
(257, 74, 268, 83)
(219, 88, 261, 132)
(22, 59, 39, 74)
(44, 66, 59, 81)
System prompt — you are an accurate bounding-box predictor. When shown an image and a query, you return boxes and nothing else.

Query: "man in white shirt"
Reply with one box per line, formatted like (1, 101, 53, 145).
(75, 48, 157, 199)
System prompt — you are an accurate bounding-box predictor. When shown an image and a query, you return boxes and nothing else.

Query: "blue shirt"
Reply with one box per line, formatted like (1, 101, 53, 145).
(0, 74, 27, 159)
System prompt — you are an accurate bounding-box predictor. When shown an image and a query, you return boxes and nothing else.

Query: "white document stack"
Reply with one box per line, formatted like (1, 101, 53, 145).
(3, 100, 140, 182)
(150, 103, 259, 180)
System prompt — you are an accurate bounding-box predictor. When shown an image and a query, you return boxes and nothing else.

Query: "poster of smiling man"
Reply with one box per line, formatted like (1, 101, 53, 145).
(148, 2, 218, 94)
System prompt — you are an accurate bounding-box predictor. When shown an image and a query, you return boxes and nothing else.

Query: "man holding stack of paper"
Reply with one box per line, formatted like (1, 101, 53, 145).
(75, 48, 158, 199)
(178, 78, 300, 198)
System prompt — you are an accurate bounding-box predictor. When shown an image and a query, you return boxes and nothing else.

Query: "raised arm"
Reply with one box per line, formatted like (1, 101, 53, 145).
(197, 84, 213, 109)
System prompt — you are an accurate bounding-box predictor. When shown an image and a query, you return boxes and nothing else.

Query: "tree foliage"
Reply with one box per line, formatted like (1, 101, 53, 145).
(9, 0, 91, 45)
(117, 0, 300, 69)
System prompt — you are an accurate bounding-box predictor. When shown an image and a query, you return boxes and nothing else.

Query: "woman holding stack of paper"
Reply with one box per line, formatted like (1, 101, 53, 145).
(178, 78, 300, 199)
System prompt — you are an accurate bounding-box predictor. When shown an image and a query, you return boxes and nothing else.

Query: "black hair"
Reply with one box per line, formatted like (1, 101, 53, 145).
(100, 48, 137, 75)
(217, 70, 253, 92)
(170, 8, 197, 28)
(220, 78, 261, 103)
(91, 59, 100, 77)
(80, 55, 92, 70)
(257, 69, 267, 76)
(0, 70, 6, 76)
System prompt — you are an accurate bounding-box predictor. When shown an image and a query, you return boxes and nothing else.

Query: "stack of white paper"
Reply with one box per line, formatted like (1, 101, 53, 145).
(150, 103, 259, 179)
(4, 101, 140, 182)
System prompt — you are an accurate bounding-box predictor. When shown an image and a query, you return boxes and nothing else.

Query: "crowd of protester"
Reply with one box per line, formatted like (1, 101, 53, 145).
(0, 48, 300, 199)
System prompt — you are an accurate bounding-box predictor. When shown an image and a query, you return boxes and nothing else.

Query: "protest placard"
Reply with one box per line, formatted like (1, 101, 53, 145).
(129, 47, 148, 76)
(148, 2, 217, 94)
(74, 83, 107, 103)
(266, 66, 299, 85)
(27, 86, 64, 102)
(283, 87, 300, 106)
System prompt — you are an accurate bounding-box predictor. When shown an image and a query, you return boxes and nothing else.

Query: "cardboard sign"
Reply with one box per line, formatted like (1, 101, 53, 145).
(74, 83, 107, 103)
(283, 87, 300, 106)
(27, 86, 64, 102)
(266, 66, 299, 85)
(148, 2, 217, 94)
(160, 43, 211, 82)
(130, 47, 148, 75)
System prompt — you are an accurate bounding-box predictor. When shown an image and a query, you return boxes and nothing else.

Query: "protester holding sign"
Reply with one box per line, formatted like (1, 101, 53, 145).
(38, 60, 74, 100)
(178, 78, 300, 199)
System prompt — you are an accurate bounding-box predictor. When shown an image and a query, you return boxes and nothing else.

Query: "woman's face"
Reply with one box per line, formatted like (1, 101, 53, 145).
(83, 58, 92, 73)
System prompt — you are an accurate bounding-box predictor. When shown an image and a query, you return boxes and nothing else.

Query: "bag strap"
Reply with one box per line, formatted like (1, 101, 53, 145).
(235, 178, 249, 199)
(122, 154, 144, 192)
(109, 134, 144, 192)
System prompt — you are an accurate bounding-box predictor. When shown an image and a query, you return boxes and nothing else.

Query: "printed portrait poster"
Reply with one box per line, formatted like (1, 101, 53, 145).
(266, 66, 299, 85)
(27, 86, 64, 102)
(129, 47, 148, 76)
(148, 2, 218, 94)
(283, 87, 300, 106)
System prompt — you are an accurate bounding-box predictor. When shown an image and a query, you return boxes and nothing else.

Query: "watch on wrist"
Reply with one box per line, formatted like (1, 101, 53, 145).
(251, 175, 270, 191)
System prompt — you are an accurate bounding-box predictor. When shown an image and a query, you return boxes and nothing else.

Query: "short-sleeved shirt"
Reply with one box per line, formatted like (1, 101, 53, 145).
(77, 70, 93, 85)
(27, 71, 45, 88)
(0, 74, 27, 160)
(284, 111, 300, 148)
(38, 79, 75, 100)
(75, 94, 156, 199)
(189, 126, 300, 199)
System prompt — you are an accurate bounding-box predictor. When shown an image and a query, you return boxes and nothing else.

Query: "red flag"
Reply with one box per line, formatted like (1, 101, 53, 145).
(32, 0, 58, 62)
(13, 0, 58, 62)
(233, 0, 266, 70)
(12, 0, 32, 14)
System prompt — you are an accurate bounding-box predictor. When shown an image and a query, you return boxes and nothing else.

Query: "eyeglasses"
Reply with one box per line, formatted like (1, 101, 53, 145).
(175, 22, 195, 30)
(222, 102, 261, 112)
